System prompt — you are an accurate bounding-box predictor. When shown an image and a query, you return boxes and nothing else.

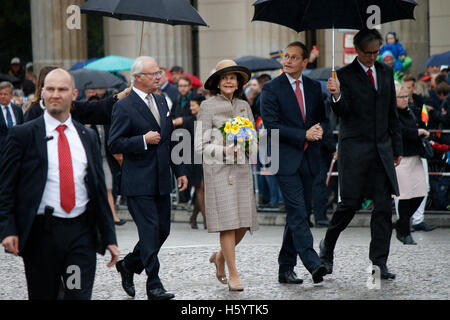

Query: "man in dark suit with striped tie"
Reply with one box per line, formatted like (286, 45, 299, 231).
(0, 81, 24, 151)
(261, 41, 328, 285)
(109, 56, 188, 300)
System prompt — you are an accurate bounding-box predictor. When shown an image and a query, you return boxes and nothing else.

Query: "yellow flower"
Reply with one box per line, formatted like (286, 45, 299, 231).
(224, 122, 231, 133)
(231, 125, 240, 135)
(237, 137, 244, 143)
(249, 122, 254, 129)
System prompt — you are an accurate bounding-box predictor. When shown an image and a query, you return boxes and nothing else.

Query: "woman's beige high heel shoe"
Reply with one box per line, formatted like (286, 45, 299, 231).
(209, 252, 227, 284)
(228, 280, 244, 291)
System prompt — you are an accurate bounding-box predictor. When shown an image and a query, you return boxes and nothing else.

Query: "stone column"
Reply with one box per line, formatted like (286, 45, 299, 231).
(103, 18, 193, 73)
(379, 0, 430, 77)
(141, 22, 193, 72)
(30, 0, 88, 73)
(428, 0, 450, 55)
(198, 0, 301, 82)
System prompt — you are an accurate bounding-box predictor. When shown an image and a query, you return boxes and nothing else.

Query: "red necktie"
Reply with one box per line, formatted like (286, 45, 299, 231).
(367, 68, 375, 88)
(56, 125, 75, 213)
(295, 80, 308, 150)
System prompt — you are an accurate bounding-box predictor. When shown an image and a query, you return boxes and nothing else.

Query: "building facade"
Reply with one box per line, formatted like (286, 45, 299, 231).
(30, 0, 450, 83)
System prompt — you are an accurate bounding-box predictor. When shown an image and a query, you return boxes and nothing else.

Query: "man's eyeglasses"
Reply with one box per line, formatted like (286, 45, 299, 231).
(140, 71, 163, 78)
(283, 55, 301, 62)
(396, 95, 409, 99)
(362, 50, 380, 56)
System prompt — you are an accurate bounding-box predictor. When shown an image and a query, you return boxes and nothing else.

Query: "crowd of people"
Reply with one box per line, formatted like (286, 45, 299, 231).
(0, 27, 449, 300)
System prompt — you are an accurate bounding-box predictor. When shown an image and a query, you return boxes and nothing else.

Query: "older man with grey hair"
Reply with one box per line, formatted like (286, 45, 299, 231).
(0, 81, 24, 151)
(109, 56, 188, 300)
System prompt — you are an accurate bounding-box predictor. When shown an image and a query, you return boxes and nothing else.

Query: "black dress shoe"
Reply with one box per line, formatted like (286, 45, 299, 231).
(412, 222, 436, 232)
(319, 239, 333, 274)
(315, 220, 330, 228)
(116, 260, 135, 297)
(374, 264, 396, 280)
(147, 287, 175, 300)
(403, 235, 417, 245)
(395, 232, 406, 244)
(311, 265, 327, 284)
(278, 271, 303, 284)
(114, 219, 127, 226)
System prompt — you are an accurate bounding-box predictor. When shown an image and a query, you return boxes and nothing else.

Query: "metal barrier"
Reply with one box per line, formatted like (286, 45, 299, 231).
(329, 172, 450, 177)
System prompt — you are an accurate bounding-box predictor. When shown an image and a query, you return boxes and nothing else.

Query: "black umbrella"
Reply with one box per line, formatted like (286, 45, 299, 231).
(234, 55, 282, 72)
(81, 0, 208, 56)
(305, 67, 341, 81)
(70, 69, 125, 90)
(252, 0, 418, 73)
(0, 73, 21, 85)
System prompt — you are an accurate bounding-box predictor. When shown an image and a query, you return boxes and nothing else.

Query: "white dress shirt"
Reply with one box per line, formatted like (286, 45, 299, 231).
(356, 58, 378, 90)
(285, 73, 307, 116)
(1, 103, 17, 127)
(132, 87, 160, 150)
(38, 111, 89, 218)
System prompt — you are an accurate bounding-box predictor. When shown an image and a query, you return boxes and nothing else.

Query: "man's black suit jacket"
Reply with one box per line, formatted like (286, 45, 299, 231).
(331, 58, 403, 199)
(108, 90, 185, 197)
(0, 116, 117, 255)
(260, 73, 327, 176)
(0, 103, 24, 150)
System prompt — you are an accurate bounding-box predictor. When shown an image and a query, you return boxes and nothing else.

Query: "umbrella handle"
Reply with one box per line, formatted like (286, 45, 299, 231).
(331, 70, 337, 79)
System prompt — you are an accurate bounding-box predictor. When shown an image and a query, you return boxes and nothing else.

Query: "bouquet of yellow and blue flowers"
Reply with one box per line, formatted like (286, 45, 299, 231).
(219, 116, 256, 151)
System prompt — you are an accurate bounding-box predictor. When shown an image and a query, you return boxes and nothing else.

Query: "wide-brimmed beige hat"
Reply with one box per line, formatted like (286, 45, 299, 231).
(204, 59, 251, 90)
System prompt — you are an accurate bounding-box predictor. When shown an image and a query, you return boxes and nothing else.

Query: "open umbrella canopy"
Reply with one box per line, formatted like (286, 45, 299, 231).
(252, 0, 417, 72)
(70, 58, 99, 71)
(252, 0, 418, 32)
(81, 0, 208, 56)
(81, 0, 208, 26)
(0, 73, 21, 85)
(424, 50, 450, 67)
(234, 55, 282, 72)
(71, 69, 125, 90)
(84, 55, 134, 72)
(304, 67, 341, 81)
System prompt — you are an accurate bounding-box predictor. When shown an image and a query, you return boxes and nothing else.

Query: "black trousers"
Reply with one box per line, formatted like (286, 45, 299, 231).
(323, 157, 393, 266)
(310, 153, 332, 223)
(22, 214, 97, 300)
(276, 158, 322, 274)
(397, 197, 424, 236)
(123, 194, 171, 292)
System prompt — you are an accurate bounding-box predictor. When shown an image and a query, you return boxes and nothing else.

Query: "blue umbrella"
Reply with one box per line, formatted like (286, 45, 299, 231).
(84, 55, 134, 72)
(70, 58, 99, 71)
(423, 50, 450, 66)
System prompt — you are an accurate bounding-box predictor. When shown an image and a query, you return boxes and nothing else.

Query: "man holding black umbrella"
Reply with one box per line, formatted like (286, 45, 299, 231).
(322, 28, 403, 280)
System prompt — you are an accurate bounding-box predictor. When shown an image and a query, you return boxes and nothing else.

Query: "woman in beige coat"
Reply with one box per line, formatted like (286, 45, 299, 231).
(194, 60, 258, 291)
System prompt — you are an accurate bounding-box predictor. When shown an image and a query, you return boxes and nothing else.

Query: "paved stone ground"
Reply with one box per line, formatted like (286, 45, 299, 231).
(1, 222, 448, 300)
